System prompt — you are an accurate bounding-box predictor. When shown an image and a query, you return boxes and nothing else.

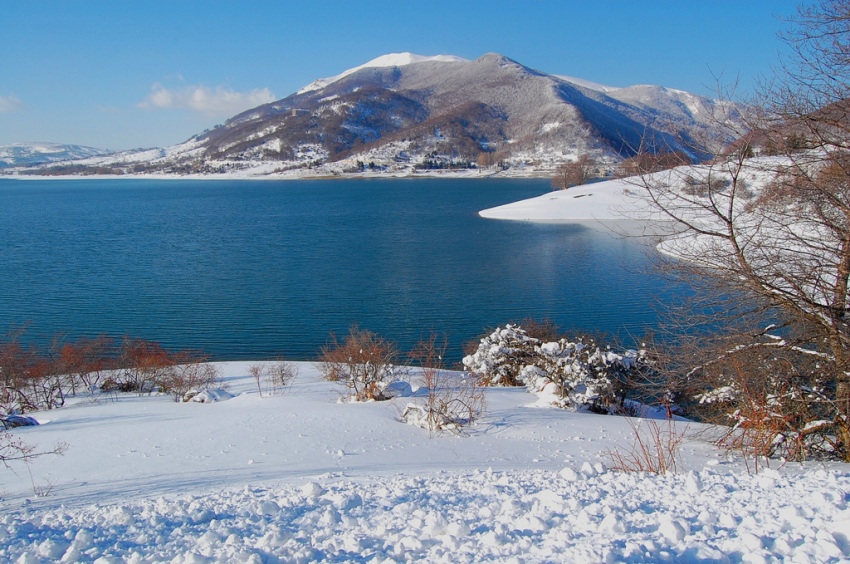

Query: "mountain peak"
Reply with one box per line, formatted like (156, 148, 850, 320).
(361, 52, 468, 68)
(475, 52, 514, 63)
(297, 52, 468, 95)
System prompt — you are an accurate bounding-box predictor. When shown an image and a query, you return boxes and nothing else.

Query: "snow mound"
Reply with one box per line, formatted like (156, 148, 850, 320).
(382, 380, 413, 398)
(189, 388, 234, 403)
(3, 468, 848, 562)
(0, 414, 39, 429)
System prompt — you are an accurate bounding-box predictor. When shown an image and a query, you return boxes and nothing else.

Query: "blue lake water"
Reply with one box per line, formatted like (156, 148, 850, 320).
(0, 177, 673, 363)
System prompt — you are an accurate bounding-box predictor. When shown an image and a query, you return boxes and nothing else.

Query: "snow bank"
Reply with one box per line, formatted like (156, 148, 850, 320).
(2, 467, 848, 562)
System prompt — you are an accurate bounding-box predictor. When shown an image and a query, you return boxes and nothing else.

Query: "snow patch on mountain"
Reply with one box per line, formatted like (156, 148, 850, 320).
(298, 52, 469, 94)
(555, 75, 620, 93)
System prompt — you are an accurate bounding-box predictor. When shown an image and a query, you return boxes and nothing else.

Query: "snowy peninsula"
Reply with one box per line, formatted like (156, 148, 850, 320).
(479, 177, 651, 222)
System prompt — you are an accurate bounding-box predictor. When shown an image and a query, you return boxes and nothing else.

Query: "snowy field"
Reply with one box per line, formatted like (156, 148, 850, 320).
(2, 363, 849, 562)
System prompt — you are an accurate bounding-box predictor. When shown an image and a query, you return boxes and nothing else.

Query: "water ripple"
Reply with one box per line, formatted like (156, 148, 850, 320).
(0, 178, 675, 362)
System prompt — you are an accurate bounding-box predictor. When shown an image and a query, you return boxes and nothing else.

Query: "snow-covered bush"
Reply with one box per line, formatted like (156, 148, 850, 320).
(318, 326, 403, 402)
(401, 372, 484, 434)
(188, 388, 234, 403)
(691, 342, 843, 464)
(114, 338, 176, 394)
(521, 339, 619, 412)
(464, 325, 648, 412)
(523, 338, 649, 412)
(402, 333, 485, 434)
(162, 360, 221, 403)
(605, 417, 686, 474)
(462, 325, 539, 386)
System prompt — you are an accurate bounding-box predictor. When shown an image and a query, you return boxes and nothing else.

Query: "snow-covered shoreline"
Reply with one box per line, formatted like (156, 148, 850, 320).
(3, 362, 849, 562)
(0, 167, 552, 182)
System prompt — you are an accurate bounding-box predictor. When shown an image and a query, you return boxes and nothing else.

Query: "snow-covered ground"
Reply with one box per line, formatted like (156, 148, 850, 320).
(2, 363, 848, 562)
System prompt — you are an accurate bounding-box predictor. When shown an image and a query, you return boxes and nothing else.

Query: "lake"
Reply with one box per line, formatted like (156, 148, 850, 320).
(0, 177, 674, 363)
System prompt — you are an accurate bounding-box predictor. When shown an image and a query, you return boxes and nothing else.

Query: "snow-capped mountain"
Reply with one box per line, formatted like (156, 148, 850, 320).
(194, 52, 737, 166)
(0, 142, 111, 169)
(8, 53, 744, 177)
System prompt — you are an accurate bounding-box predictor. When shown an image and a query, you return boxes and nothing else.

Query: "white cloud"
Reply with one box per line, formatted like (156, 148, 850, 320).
(0, 94, 23, 113)
(139, 84, 276, 115)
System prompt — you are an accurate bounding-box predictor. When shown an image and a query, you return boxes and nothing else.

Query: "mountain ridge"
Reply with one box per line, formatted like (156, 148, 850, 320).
(0, 142, 111, 169)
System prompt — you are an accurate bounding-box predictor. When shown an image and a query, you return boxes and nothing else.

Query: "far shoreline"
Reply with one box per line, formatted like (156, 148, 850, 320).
(0, 168, 554, 182)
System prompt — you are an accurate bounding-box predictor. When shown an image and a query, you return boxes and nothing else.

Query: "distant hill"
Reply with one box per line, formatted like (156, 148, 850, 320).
(8, 53, 744, 177)
(0, 143, 111, 169)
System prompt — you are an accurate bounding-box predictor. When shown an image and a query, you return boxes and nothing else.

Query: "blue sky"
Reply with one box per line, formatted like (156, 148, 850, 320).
(1, 1, 801, 150)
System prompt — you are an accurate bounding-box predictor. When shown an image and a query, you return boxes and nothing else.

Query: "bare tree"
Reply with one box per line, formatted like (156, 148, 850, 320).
(318, 326, 403, 401)
(162, 354, 220, 402)
(248, 363, 266, 397)
(628, 0, 850, 460)
(402, 332, 485, 435)
(248, 360, 297, 398)
(0, 328, 223, 408)
(54, 336, 116, 401)
(1, 429, 67, 468)
(0, 425, 68, 496)
(616, 151, 691, 178)
(552, 154, 597, 189)
(0, 328, 40, 414)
